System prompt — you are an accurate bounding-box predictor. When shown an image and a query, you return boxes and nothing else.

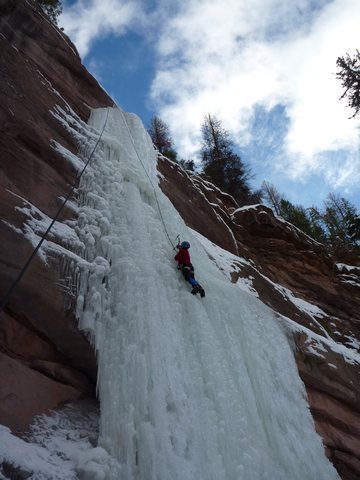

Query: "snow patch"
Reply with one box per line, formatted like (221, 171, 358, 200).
(51, 140, 84, 172)
(1, 220, 22, 235)
(232, 203, 263, 215)
(278, 314, 360, 366)
(0, 401, 113, 480)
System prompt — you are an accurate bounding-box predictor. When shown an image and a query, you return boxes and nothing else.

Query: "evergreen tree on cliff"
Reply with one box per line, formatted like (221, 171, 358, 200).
(37, 0, 62, 24)
(336, 50, 360, 117)
(261, 181, 359, 259)
(179, 159, 195, 171)
(148, 116, 177, 161)
(261, 181, 326, 242)
(200, 114, 253, 205)
(261, 181, 282, 215)
(322, 193, 360, 246)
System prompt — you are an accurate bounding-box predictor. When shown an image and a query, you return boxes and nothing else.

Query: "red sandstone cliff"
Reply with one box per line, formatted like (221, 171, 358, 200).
(0, 0, 112, 431)
(0, 2, 359, 479)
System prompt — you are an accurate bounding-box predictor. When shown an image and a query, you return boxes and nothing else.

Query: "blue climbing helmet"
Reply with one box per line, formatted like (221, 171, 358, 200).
(181, 241, 190, 249)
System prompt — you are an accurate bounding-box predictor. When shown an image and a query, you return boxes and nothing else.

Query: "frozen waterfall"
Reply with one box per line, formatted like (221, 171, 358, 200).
(74, 107, 339, 480)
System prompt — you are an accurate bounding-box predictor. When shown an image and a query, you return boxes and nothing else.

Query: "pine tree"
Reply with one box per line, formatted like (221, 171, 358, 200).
(260, 181, 326, 242)
(37, 0, 62, 24)
(148, 116, 177, 160)
(200, 114, 252, 205)
(322, 193, 359, 245)
(261, 181, 282, 215)
(336, 50, 360, 118)
(279, 200, 326, 242)
(179, 159, 195, 171)
(348, 216, 360, 243)
(306, 207, 328, 243)
(260, 181, 359, 260)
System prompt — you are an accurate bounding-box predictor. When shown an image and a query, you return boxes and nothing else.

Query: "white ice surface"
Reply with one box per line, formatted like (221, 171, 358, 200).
(70, 107, 340, 480)
(0, 403, 108, 480)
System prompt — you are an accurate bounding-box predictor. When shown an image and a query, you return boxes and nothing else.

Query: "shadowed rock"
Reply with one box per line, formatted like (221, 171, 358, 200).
(0, 0, 112, 432)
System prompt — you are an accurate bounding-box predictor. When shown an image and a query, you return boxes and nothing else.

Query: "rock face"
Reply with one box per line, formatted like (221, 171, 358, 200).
(0, 0, 112, 432)
(0, 2, 359, 479)
(158, 157, 360, 480)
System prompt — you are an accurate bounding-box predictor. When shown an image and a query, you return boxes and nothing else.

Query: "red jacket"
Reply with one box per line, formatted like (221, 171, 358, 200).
(175, 248, 191, 266)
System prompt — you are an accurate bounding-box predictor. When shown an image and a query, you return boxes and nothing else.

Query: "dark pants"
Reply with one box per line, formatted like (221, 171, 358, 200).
(181, 263, 198, 287)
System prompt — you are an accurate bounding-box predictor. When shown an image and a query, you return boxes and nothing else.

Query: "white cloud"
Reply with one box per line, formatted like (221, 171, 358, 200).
(60, 0, 360, 199)
(150, 0, 360, 189)
(60, 0, 145, 57)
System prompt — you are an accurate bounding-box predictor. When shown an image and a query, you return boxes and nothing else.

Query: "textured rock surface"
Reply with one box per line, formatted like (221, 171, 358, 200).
(0, 352, 80, 432)
(158, 157, 360, 480)
(0, 0, 112, 432)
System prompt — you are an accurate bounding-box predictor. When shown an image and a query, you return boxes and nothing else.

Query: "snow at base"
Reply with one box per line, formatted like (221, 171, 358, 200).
(68, 107, 339, 480)
(0, 402, 108, 480)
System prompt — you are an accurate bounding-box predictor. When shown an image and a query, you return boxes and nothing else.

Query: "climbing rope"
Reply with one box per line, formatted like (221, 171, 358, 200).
(0, 108, 110, 314)
(118, 108, 177, 250)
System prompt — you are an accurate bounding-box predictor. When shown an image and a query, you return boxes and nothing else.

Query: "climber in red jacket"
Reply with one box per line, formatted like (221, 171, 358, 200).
(175, 241, 205, 297)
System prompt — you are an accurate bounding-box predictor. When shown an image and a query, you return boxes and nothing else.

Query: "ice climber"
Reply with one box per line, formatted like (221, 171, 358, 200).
(175, 241, 205, 298)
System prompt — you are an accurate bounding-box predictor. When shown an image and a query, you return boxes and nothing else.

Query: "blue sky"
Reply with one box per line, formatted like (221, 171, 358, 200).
(60, 0, 360, 211)
(85, 32, 156, 119)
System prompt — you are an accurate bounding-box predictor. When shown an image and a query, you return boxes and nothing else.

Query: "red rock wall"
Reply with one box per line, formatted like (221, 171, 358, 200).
(0, 0, 112, 432)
